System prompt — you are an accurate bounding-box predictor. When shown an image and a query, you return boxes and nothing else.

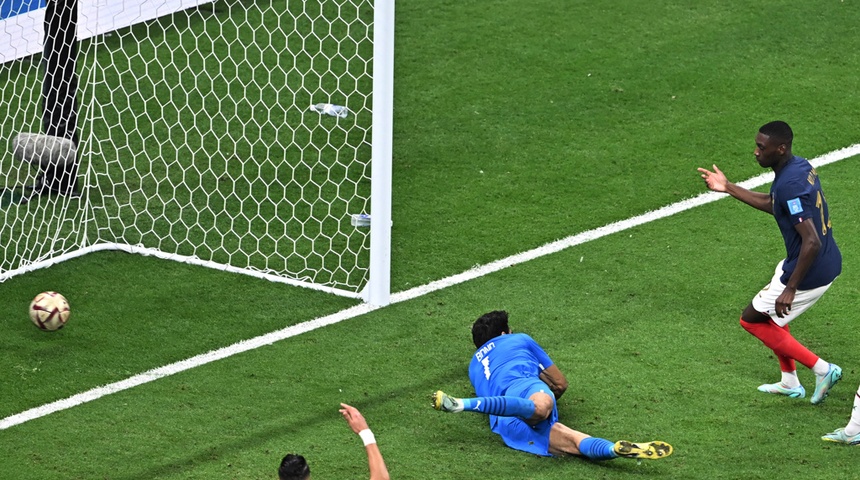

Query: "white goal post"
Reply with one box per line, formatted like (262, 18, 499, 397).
(0, 0, 393, 305)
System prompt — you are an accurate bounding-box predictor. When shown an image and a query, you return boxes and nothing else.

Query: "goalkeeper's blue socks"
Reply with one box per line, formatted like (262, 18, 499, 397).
(461, 396, 536, 418)
(578, 437, 618, 460)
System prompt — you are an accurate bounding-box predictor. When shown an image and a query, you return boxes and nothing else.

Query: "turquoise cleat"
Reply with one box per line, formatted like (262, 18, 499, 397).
(757, 382, 806, 399)
(811, 364, 842, 405)
(821, 428, 860, 445)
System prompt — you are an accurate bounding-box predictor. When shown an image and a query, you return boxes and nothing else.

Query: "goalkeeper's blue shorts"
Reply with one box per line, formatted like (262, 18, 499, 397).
(488, 378, 558, 457)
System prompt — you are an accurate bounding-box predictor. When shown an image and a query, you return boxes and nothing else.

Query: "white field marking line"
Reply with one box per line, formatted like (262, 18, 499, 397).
(392, 143, 860, 302)
(3, 144, 858, 430)
(1, 303, 381, 430)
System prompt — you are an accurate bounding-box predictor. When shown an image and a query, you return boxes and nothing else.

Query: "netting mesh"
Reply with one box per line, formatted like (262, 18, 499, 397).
(1, 0, 376, 295)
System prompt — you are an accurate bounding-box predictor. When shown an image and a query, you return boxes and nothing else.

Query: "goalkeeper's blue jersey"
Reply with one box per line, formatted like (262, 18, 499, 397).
(468, 333, 554, 397)
(771, 155, 842, 289)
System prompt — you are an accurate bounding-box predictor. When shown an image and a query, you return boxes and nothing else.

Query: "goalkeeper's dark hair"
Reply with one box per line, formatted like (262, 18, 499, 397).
(279, 454, 310, 480)
(759, 120, 793, 148)
(472, 310, 510, 348)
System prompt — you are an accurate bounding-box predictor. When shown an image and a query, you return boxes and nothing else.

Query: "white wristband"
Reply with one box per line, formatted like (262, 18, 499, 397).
(358, 429, 376, 446)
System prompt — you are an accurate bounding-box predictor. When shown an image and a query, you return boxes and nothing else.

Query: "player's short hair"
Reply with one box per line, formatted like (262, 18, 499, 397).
(759, 120, 793, 147)
(472, 310, 510, 348)
(279, 454, 311, 480)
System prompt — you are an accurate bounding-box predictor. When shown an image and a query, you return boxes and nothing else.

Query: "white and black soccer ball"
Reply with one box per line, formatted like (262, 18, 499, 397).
(29, 291, 71, 331)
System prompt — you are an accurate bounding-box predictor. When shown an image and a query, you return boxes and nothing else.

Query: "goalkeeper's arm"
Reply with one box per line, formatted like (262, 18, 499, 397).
(539, 365, 569, 400)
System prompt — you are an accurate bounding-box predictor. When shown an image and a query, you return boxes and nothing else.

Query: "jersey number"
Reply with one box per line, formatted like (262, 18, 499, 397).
(481, 357, 491, 380)
(815, 191, 832, 236)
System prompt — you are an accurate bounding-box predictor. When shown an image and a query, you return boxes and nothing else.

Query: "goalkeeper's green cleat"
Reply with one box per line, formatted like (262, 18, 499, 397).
(821, 428, 860, 445)
(613, 440, 673, 459)
(431, 390, 464, 413)
(757, 382, 806, 399)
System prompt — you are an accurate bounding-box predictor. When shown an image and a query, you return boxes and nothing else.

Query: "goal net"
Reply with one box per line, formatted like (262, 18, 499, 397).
(0, 0, 393, 303)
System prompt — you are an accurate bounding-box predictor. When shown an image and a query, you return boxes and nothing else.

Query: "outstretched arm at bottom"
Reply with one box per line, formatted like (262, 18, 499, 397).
(340, 403, 390, 480)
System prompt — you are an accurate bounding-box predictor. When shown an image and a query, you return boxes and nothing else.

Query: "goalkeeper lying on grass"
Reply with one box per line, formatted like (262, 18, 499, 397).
(432, 310, 673, 461)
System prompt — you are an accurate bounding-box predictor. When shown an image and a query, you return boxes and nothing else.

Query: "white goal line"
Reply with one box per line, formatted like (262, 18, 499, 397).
(2, 143, 859, 430)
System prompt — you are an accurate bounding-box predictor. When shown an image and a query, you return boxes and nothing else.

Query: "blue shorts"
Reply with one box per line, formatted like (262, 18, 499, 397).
(488, 378, 558, 457)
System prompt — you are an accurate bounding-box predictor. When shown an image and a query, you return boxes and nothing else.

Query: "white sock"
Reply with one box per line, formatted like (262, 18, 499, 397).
(780, 371, 800, 388)
(844, 388, 860, 437)
(812, 358, 830, 377)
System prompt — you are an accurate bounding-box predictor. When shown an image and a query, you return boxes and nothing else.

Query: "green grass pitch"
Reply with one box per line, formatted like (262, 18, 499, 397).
(3, 0, 860, 478)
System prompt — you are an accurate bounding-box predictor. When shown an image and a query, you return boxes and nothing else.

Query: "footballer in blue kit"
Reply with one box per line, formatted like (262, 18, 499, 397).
(469, 331, 559, 455)
(431, 310, 673, 461)
(698, 121, 843, 411)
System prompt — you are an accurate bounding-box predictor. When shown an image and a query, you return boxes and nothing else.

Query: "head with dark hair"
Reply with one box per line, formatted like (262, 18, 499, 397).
(755, 121, 793, 169)
(471, 310, 511, 348)
(279, 454, 311, 480)
(758, 121, 793, 147)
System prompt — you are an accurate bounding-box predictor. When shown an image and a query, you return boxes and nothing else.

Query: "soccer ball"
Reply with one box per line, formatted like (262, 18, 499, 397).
(29, 291, 71, 331)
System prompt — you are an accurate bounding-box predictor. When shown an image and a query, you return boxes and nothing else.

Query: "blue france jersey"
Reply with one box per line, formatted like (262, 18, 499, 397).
(770, 156, 842, 289)
(468, 333, 554, 397)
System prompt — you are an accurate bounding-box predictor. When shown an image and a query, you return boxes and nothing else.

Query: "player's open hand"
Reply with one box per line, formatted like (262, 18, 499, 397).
(339, 403, 370, 434)
(697, 164, 728, 192)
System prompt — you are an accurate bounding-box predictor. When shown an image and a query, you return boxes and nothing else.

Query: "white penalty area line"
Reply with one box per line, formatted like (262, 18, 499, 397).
(3, 143, 859, 430)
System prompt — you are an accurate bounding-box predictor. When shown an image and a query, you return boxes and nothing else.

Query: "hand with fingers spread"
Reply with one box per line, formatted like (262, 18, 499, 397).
(697, 164, 729, 192)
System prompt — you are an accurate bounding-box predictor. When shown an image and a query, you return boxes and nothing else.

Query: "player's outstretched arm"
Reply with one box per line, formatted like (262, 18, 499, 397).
(339, 403, 391, 480)
(698, 164, 773, 213)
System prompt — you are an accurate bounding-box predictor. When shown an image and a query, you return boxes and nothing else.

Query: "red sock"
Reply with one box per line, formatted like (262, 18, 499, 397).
(739, 318, 819, 369)
(777, 324, 796, 373)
